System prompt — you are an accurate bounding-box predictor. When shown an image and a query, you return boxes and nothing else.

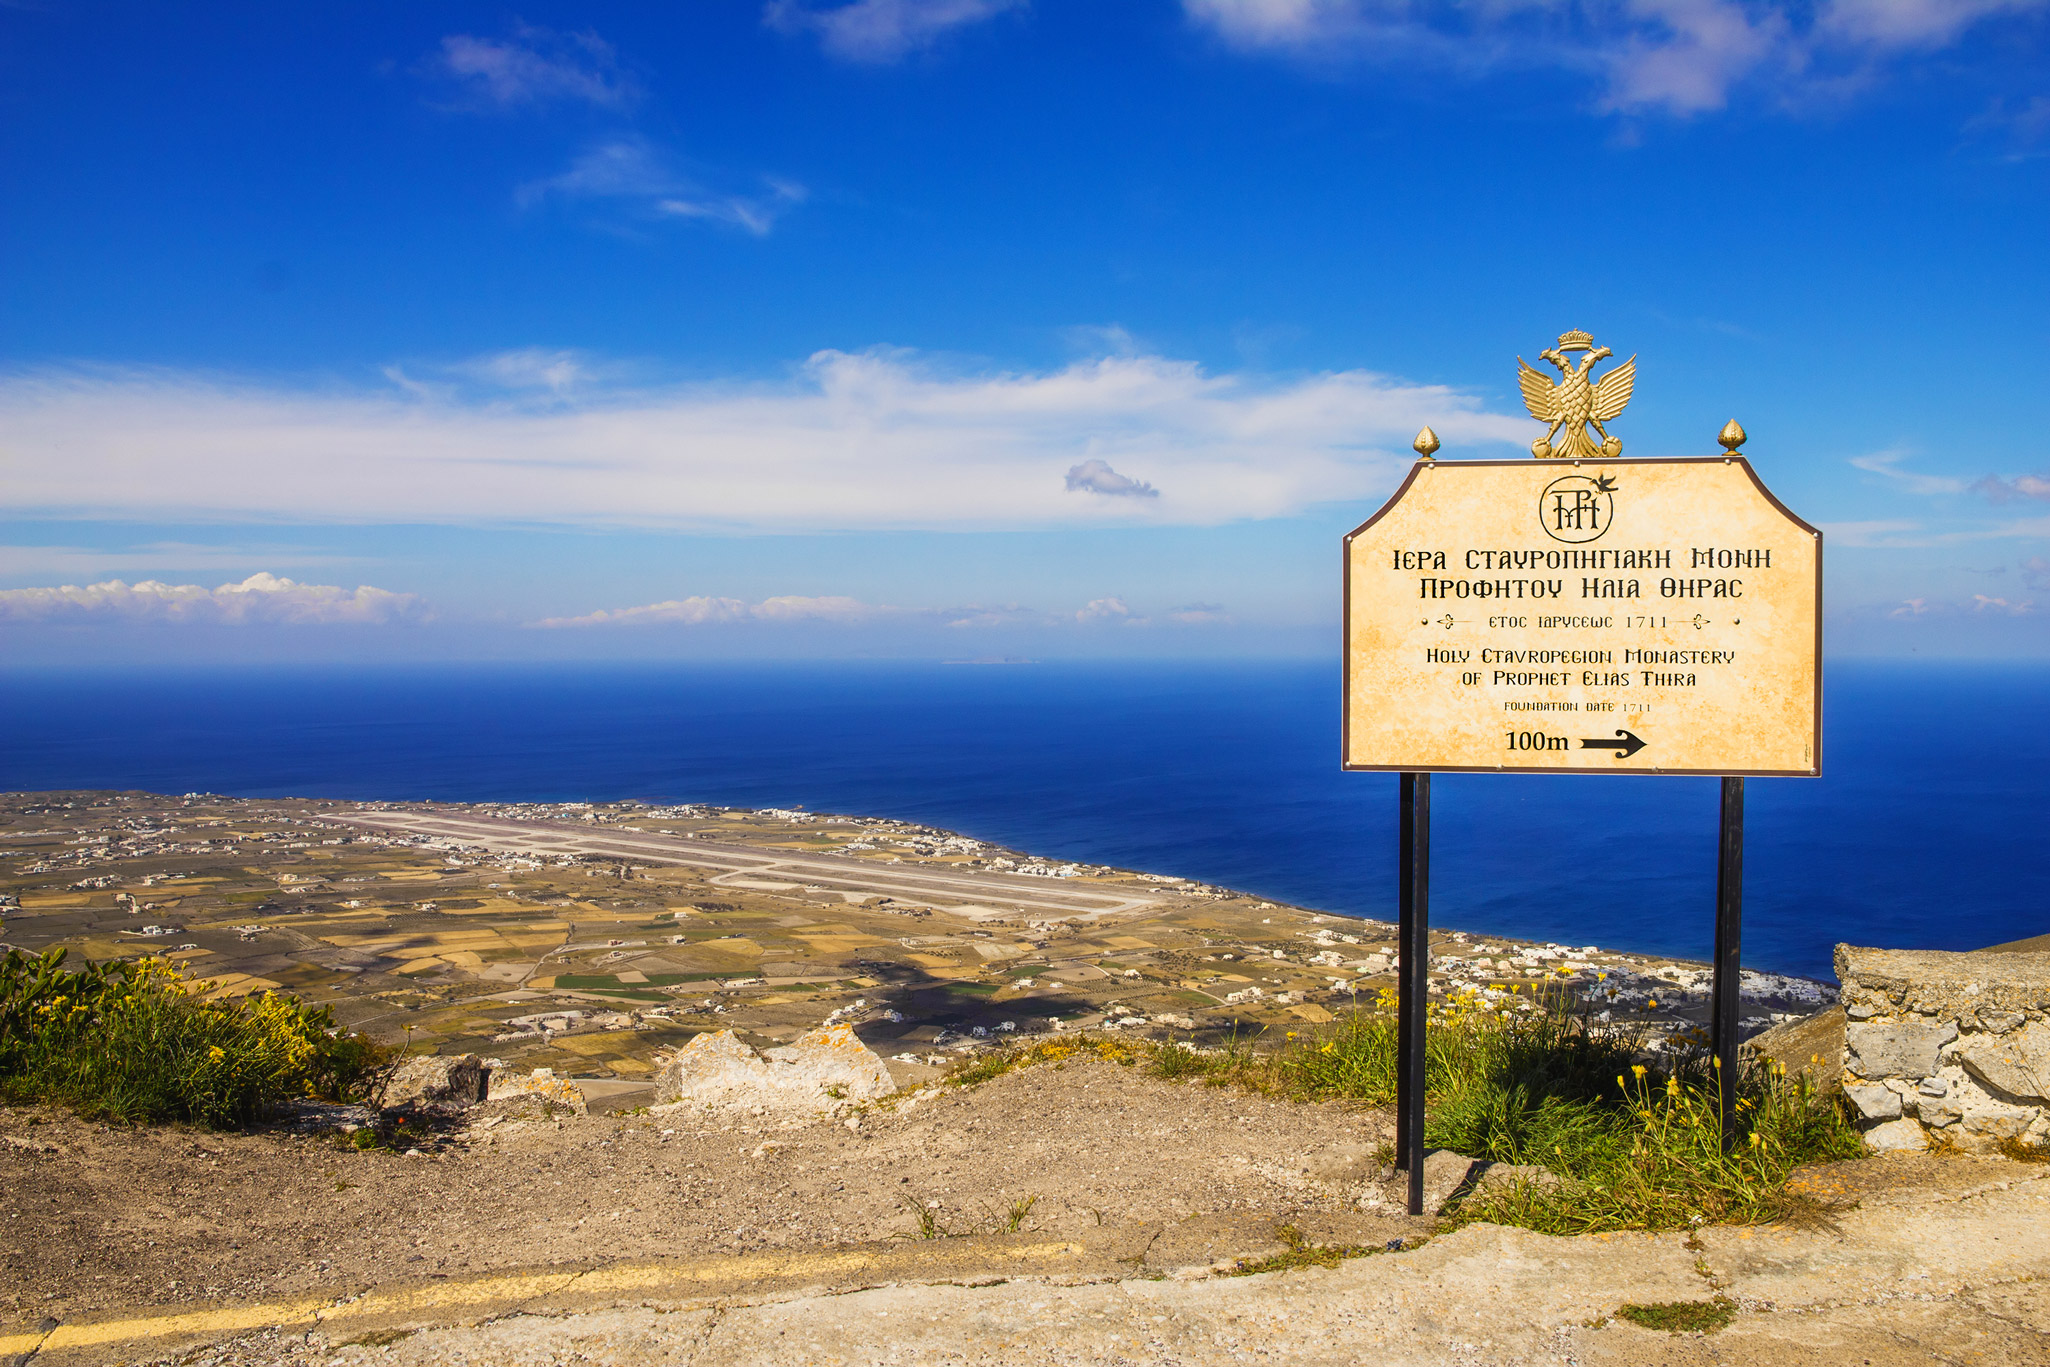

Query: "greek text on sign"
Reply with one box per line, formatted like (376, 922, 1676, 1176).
(1343, 457, 1820, 776)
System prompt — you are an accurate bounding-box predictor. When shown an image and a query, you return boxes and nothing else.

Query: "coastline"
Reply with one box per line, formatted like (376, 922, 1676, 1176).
(1, 789, 1834, 1096)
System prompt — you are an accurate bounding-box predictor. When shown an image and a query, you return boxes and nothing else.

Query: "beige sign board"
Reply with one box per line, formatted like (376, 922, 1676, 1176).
(1344, 457, 1821, 776)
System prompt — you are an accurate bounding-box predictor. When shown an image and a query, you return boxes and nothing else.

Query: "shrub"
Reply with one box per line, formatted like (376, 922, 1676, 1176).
(1139, 984, 1863, 1233)
(0, 947, 393, 1127)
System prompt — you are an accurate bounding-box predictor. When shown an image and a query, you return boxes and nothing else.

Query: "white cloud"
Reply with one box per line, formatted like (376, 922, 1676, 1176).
(1820, 0, 2042, 49)
(655, 179, 808, 237)
(1064, 458, 1159, 498)
(0, 574, 425, 626)
(0, 348, 1526, 532)
(450, 349, 592, 395)
(942, 604, 1043, 629)
(430, 24, 637, 111)
(1076, 596, 1136, 623)
(1847, 449, 1967, 496)
(1963, 95, 2050, 161)
(1816, 519, 1929, 548)
(0, 544, 352, 577)
(765, 0, 1025, 63)
(534, 592, 1229, 632)
(1166, 603, 1231, 625)
(534, 594, 884, 628)
(1974, 472, 2050, 503)
(518, 138, 806, 237)
(1182, 1, 2050, 116)
(1886, 591, 2037, 618)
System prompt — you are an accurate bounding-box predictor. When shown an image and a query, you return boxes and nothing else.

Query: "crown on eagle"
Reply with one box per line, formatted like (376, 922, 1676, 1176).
(1555, 329, 1596, 352)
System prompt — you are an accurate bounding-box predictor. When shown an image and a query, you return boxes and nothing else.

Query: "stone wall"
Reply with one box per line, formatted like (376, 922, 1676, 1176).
(1836, 944, 2050, 1152)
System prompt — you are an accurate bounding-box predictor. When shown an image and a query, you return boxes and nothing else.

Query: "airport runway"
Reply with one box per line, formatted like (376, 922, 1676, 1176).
(333, 810, 1165, 922)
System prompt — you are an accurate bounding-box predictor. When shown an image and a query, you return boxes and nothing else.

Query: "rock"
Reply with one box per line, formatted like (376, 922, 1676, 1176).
(274, 1099, 378, 1133)
(653, 1024, 896, 1114)
(484, 1067, 588, 1114)
(1958, 1098, 2035, 1146)
(1836, 945, 2050, 1022)
(764, 1024, 897, 1105)
(1846, 1020, 1958, 1079)
(1361, 1149, 1479, 1215)
(1919, 1097, 1963, 1129)
(384, 1054, 488, 1108)
(1745, 1005, 1846, 1092)
(655, 1029, 772, 1106)
(1845, 1082, 1903, 1121)
(1862, 1117, 1928, 1152)
(1953, 1022, 2050, 1104)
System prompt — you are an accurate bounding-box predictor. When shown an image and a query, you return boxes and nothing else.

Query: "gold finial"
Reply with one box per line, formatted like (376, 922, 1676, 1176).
(1717, 420, 1747, 453)
(1517, 330, 1634, 459)
(1413, 427, 1440, 460)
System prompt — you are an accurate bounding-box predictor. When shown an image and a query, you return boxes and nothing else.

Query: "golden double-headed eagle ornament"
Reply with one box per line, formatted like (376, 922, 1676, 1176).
(1518, 329, 1635, 459)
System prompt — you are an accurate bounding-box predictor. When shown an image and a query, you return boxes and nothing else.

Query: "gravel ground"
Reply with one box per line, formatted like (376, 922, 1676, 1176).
(1, 1057, 1401, 1333)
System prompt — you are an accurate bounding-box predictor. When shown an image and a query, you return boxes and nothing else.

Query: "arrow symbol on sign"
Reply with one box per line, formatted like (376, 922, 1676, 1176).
(1579, 729, 1648, 759)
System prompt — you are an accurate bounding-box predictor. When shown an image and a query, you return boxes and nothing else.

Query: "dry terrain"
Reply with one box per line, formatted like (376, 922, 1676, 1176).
(3, 1064, 2048, 1366)
(0, 790, 1831, 1090)
(6, 789, 1959, 1367)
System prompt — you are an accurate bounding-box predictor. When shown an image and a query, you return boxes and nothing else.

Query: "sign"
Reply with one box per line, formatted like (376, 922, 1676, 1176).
(1343, 455, 1820, 776)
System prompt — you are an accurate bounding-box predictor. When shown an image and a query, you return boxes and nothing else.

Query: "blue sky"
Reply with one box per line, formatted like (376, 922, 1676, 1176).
(3, 0, 2048, 661)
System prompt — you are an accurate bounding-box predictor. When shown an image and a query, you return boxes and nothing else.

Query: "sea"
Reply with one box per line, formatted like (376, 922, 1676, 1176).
(1, 660, 2042, 984)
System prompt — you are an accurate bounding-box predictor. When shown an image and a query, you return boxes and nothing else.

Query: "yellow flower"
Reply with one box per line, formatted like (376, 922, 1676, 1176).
(1666, 1077, 1680, 1097)
(1615, 1074, 1627, 1089)
(1631, 1064, 1647, 1079)
(207, 1045, 226, 1062)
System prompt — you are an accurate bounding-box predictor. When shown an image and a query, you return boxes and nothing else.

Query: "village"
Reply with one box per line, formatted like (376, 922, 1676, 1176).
(0, 790, 1834, 1111)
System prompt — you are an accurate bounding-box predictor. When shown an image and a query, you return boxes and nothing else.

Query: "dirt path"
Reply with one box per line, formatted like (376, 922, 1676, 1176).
(7, 1153, 2049, 1366)
(1, 1059, 1406, 1333)
(8, 1066, 2049, 1366)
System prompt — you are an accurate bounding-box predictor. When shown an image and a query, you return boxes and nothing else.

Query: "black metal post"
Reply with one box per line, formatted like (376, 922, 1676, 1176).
(1711, 776, 1744, 1151)
(1396, 771, 1430, 1215)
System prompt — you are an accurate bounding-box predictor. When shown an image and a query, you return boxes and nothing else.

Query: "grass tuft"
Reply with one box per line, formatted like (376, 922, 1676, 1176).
(948, 984, 1863, 1237)
(1615, 1296, 1738, 1334)
(1995, 1136, 2050, 1164)
(1222, 1223, 1384, 1276)
(945, 1034, 1141, 1088)
(0, 947, 394, 1128)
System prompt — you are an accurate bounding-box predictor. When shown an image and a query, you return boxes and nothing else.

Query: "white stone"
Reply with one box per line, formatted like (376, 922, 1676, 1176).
(654, 1024, 895, 1114)
(484, 1068, 588, 1114)
(1847, 1021, 1959, 1079)
(1845, 1082, 1902, 1121)
(384, 1053, 488, 1108)
(1954, 1022, 2050, 1104)
(1863, 1118, 1928, 1152)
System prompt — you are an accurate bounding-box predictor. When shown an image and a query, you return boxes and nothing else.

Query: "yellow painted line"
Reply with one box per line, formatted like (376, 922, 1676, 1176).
(39, 1297, 329, 1352)
(25, 1242, 1090, 1354)
(318, 1271, 581, 1326)
(563, 1241, 1087, 1298)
